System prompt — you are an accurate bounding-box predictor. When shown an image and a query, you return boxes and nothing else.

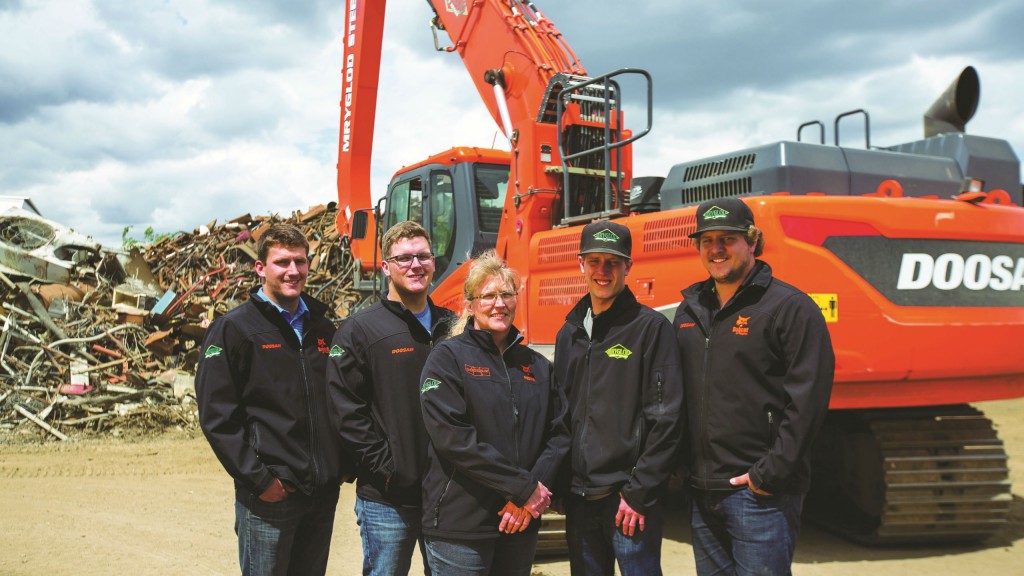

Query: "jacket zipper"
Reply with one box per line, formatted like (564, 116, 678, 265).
(630, 414, 644, 465)
(500, 337, 522, 466)
(657, 371, 664, 406)
(433, 471, 456, 528)
(249, 421, 261, 456)
(700, 334, 712, 483)
(299, 346, 323, 488)
(576, 338, 593, 497)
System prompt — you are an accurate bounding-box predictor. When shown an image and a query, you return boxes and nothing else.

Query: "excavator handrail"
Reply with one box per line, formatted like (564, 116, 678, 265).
(834, 108, 871, 149)
(555, 68, 652, 223)
(797, 120, 825, 144)
(556, 68, 653, 162)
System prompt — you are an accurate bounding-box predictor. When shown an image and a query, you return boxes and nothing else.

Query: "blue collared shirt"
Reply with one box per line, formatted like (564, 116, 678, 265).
(255, 287, 309, 344)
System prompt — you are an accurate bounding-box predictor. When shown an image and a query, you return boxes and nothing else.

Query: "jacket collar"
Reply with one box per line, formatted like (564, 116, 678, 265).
(565, 286, 641, 333)
(380, 296, 450, 336)
(463, 323, 523, 356)
(248, 285, 328, 320)
(682, 260, 773, 312)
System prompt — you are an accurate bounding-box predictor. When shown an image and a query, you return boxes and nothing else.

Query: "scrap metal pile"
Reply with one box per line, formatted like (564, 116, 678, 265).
(0, 202, 368, 440)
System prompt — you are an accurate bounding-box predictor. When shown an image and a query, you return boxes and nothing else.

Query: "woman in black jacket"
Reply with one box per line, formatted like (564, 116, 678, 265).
(418, 250, 569, 575)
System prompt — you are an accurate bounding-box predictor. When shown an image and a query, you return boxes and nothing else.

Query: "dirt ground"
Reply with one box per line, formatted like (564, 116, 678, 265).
(2, 397, 1023, 576)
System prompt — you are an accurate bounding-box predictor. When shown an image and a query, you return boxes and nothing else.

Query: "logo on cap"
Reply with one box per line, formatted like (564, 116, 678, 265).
(702, 206, 730, 221)
(592, 229, 620, 243)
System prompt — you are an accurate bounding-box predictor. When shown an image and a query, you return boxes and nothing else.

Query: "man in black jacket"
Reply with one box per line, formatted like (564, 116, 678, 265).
(327, 221, 454, 576)
(554, 221, 683, 576)
(674, 198, 834, 576)
(197, 223, 346, 576)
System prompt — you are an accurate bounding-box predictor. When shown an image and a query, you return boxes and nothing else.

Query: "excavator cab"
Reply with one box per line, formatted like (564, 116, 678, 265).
(381, 148, 511, 289)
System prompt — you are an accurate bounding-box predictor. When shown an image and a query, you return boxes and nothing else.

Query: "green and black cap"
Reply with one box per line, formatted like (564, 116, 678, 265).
(579, 221, 631, 259)
(689, 197, 755, 238)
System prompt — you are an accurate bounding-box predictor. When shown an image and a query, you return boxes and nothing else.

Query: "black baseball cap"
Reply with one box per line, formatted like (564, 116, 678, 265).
(689, 197, 755, 238)
(579, 221, 631, 259)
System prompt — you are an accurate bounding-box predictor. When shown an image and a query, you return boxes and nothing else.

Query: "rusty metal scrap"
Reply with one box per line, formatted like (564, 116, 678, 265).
(0, 203, 366, 440)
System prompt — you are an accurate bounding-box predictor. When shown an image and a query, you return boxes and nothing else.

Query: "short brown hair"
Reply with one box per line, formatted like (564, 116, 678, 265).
(381, 221, 431, 258)
(256, 223, 309, 262)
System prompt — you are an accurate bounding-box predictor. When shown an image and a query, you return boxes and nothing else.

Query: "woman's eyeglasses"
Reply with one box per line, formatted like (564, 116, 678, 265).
(470, 291, 517, 304)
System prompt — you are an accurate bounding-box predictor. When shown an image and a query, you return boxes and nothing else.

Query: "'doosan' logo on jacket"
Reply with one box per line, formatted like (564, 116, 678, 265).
(605, 344, 633, 360)
(732, 315, 750, 336)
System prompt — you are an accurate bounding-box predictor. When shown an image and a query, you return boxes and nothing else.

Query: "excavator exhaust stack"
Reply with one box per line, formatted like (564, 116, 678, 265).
(924, 66, 980, 137)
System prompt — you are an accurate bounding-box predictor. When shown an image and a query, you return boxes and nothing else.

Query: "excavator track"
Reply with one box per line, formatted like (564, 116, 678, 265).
(807, 404, 1012, 545)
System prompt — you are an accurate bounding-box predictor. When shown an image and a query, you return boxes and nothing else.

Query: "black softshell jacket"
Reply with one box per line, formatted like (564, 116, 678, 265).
(674, 261, 835, 495)
(554, 287, 684, 514)
(419, 325, 569, 540)
(197, 288, 345, 496)
(326, 298, 455, 506)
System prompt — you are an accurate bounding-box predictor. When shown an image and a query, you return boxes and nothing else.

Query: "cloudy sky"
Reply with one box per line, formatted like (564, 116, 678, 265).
(2, 0, 1023, 247)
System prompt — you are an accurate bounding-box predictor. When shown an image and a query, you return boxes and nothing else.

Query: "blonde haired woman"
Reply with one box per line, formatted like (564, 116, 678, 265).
(418, 250, 569, 575)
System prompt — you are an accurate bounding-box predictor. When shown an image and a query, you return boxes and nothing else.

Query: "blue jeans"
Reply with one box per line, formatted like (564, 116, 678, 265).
(690, 488, 804, 576)
(424, 532, 538, 576)
(234, 485, 339, 576)
(355, 496, 431, 576)
(566, 494, 663, 576)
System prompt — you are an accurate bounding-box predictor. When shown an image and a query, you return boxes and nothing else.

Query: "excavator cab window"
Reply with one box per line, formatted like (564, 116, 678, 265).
(429, 171, 456, 275)
(474, 164, 508, 234)
(385, 178, 423, 231)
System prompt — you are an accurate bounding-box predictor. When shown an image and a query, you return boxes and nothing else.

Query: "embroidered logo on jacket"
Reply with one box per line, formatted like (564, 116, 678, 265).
(521, 364, 536, 382)
(392, 347, 414, 355)
(678, 322, 696, 329)
(261, 343, 282, 350)
(465, 364, 491, 377)
(317, 338, 330, 354)
(592, 228, 620, 242)
(421, 378, 442, 394)
(732, 315, 750, 336)
(605, 344, 633, 360)
(204, 345, 223, 359)
(329, 345, 345, 357)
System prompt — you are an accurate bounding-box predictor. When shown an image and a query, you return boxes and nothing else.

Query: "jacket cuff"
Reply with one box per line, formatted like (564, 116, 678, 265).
(252, 468, 275, 495)
(620, 486, 649, 516)
(511, 475, 538, 507)
(748, 467, 773, 494)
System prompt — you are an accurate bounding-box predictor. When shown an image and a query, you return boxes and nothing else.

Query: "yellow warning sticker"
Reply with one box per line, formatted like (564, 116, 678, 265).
(808, 293, 838, 323)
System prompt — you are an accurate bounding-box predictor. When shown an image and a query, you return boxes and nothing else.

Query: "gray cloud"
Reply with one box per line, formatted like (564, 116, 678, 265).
(0, 0, 1021, 247)
(553, 0, 1018, 106)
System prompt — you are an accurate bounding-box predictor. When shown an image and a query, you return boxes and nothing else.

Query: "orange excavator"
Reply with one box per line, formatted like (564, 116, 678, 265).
(335, 0, 1024, 544)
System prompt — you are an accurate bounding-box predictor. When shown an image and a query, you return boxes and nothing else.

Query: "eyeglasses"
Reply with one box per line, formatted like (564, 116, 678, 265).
(386, 252, 434, 267)
(470, 291, 518, 304)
